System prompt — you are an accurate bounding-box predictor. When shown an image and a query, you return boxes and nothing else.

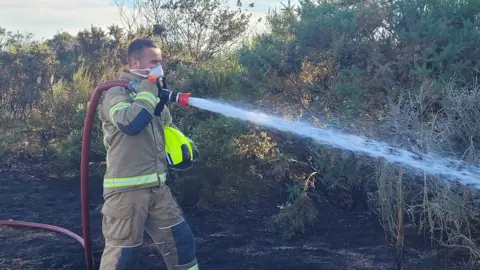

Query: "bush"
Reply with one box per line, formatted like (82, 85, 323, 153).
(182, 115, 288, 207)
(54, 103, 105, 174)
(176, 50, 251, 100)
(266, 192, 318, 241)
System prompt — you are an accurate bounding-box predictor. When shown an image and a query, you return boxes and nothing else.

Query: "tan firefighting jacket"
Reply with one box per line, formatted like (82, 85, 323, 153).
(99, 70, 174, 198)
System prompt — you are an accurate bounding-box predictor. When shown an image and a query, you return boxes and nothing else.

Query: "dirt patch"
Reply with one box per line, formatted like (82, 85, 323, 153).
(0, 167, 471, 270)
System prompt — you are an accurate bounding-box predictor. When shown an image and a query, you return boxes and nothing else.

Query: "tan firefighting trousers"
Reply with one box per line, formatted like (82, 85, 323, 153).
(98, 184, 198, 270)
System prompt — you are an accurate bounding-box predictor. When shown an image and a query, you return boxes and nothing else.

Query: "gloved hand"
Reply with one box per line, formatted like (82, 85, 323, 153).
(149, 65, 169, 116)
(154, 90, 169, 116)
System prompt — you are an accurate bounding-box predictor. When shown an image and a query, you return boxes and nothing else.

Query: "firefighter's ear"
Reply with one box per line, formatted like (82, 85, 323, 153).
(129, 58, 140, 69)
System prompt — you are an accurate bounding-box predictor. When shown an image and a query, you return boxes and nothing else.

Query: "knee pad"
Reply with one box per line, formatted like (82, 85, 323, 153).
(117, 245, 142, 269)
(156, 220, 197, 269)
(172, 220, 196, 264)
(100, 245, 141, 270)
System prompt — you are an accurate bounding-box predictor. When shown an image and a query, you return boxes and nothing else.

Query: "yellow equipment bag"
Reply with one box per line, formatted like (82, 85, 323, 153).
(164, 126, 195, 171)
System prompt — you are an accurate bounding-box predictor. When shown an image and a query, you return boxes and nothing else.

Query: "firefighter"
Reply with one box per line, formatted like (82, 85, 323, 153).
(98, 38, 199, 270)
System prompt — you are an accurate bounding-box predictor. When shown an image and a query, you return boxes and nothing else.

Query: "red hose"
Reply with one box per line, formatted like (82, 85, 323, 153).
(0, 220, 85, 247)
(0, 80, 130, 270)
(81, 80, 129, 270)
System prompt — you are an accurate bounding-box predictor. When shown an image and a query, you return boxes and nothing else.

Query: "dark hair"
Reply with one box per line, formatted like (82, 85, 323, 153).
(127, 38, 157, 61)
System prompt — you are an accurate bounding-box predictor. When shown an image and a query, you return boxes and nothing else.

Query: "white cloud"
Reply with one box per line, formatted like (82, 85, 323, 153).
(0, 1, 126, 39)
(0, 0, 112, 8)
(0, 0, 295, 40)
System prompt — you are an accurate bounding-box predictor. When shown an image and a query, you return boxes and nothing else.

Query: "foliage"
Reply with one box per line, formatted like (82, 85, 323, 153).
(266, 192, 317, 241)
(0, 29, 57, 118)
(115, 0, 253, 62)
(177, 50, 250, 99)
(2, 0, 480, 265)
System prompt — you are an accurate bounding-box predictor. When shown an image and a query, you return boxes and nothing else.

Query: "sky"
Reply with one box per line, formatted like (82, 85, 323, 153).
(0, 0, 298, 41)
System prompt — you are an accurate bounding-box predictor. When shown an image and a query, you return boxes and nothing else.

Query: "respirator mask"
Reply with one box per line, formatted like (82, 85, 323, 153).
(129, 64, 165, 79)
(129, 64, 167, 92)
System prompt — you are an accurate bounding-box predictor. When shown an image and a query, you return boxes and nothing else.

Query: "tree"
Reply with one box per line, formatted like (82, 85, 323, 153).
(115, 0, 253, 62)
(0, 28, 57, 118)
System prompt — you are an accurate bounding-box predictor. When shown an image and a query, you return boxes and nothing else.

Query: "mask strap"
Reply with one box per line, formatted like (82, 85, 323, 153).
(128, 69, 150, 78)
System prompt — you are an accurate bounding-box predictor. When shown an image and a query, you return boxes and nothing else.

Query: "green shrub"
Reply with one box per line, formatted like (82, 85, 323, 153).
(180, 115, 289, 207)
(176, 50, 252, 100)
(266, 192, 318, 241)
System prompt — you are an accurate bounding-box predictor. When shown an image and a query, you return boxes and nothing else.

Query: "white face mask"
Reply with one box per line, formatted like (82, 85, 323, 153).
(129, 64, 164, 78)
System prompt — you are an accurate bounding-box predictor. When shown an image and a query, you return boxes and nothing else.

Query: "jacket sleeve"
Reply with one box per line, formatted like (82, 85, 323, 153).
(103, 85, 160, 136)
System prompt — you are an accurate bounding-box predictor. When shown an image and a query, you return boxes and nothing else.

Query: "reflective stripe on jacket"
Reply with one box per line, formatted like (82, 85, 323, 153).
(99, 70, 174, 198)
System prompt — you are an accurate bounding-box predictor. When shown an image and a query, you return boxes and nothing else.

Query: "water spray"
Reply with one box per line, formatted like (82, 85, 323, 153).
(187, 98, 480, 187)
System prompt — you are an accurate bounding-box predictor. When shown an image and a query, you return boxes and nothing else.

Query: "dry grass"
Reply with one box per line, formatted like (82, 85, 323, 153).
(369, 77, 480, 266)
(381, 77, 480, 161)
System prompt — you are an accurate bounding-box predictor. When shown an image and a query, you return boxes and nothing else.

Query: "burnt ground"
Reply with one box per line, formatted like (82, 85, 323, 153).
(0, 164, 473, 270)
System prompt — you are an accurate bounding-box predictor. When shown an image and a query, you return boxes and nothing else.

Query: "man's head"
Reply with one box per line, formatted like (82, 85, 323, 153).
(127, 38, 162, 70)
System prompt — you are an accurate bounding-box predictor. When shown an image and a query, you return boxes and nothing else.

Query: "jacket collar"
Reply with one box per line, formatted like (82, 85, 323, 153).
(119, 69, 146, 81)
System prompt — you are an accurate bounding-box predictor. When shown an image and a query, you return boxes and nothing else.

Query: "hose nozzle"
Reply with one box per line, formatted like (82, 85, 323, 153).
(160, 89, 191, 106)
